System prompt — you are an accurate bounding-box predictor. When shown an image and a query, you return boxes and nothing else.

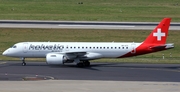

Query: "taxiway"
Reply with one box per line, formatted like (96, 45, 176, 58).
(0, 61, 179, 82)
(0, 61, 180, 92)
(0, 20, 180, 30)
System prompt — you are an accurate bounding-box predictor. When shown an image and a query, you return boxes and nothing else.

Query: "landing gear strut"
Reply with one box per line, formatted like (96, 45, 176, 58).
(77, 61, 90, 67)
(21, 58, 26, 66)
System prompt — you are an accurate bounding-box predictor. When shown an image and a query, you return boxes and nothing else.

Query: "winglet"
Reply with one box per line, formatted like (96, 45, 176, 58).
(143, 18, 171, 44)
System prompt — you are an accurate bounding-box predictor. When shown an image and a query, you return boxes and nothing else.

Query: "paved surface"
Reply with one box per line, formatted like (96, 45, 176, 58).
(0, 61, 180, 92)
(0, 80, 180, 92)
(0, 20, 180, 30)
(0, 61, 180, 82)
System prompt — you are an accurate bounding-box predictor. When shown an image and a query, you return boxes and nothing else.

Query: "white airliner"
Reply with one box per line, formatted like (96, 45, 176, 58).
(2, 18, 174, 67)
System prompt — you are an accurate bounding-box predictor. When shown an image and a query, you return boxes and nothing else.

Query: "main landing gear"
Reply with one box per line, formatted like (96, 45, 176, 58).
(77, 61, 90, 67)
(21, 58, 26, 66)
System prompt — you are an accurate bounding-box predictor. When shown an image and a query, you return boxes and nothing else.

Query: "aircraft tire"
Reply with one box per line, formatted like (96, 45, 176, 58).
(84, 61, 90, 67)
(77, 63, 84, 67)
(22, 62, 26, 66)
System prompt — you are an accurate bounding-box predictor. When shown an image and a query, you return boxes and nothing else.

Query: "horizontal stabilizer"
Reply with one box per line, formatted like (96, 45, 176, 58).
(150, 43, 174, 50)
(150, 45, 166, 50)
(165, 43, 174, 49)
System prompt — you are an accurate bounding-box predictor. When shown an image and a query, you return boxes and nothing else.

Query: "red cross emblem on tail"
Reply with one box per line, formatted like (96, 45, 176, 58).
(153, 28, 165, 41)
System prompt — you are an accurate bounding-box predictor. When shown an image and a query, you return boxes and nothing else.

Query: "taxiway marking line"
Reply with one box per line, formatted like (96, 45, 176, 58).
(0, 62, 6, 65)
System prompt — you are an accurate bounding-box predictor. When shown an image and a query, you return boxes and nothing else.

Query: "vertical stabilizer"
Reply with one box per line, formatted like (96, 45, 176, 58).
(143, 18, 171, 44)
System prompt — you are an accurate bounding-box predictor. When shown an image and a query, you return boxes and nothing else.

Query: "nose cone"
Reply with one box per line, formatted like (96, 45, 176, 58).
(2, 48, 20, 57)
(2, 50, 9, 56)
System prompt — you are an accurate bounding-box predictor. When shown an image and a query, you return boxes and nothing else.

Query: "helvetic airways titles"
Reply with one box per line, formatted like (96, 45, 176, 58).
(29, 44, 64, 51)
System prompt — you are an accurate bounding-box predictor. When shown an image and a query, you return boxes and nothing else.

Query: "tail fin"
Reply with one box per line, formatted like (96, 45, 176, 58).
(143, 18, 171, 44)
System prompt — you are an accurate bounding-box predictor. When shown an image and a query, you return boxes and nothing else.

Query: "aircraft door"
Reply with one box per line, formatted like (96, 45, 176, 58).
(131, 43, 136, 54)
(23, 43, 28, 53)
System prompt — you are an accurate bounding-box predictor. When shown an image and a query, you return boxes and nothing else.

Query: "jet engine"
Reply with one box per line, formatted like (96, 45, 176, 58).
(46, 53, 67, 65)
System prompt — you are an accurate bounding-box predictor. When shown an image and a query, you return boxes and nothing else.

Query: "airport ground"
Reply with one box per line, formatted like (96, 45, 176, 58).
(0, 61, 180, 92)
(0, 22, 180, 92)
(0, 21, 180, 92)
(0, 0, 180, 92)
(0, 80, 180, 92)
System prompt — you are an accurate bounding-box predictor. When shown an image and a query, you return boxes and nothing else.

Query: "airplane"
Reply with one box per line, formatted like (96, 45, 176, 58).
(2, 18, 174, 67)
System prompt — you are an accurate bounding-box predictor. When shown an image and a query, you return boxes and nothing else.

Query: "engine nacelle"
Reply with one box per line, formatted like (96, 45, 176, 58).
(46, 53, 67, 65)
(82, 52, 102, 60)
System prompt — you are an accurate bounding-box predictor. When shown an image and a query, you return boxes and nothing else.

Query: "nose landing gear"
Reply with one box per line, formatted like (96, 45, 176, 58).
(21, 58, 26, 66)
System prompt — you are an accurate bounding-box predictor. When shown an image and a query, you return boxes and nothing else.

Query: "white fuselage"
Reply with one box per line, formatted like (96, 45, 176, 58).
(3, 42, 141, 59)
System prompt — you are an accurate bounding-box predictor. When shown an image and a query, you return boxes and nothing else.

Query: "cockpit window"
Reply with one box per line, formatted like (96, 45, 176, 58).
(11, 45, 17, 48)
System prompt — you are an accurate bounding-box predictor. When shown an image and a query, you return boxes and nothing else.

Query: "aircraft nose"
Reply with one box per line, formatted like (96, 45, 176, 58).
(2, 50, 9, 56)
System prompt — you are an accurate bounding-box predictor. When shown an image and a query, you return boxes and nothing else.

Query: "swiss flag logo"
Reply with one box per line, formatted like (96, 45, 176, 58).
(153, 28, 165, 41)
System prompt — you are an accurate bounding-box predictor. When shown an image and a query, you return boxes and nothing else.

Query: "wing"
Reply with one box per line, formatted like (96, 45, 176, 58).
(50, 51, 102, 60)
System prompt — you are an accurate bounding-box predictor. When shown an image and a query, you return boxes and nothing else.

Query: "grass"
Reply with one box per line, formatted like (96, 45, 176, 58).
(0, 0, 180, 21)
(0, 28, 179, 63)
(92, 57, 180, 64)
